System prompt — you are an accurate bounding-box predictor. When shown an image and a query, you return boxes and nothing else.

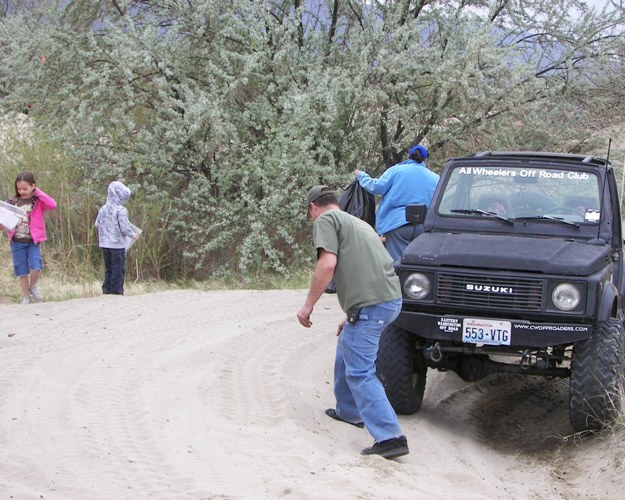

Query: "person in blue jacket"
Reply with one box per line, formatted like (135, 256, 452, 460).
(354, 145, 439, 262)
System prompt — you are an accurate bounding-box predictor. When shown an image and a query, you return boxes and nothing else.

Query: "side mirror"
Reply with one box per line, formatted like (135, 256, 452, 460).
(406, 204, 427, 224)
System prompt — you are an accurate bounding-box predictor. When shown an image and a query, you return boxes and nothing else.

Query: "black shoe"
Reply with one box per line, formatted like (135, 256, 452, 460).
(361, 436, 409, 459)
(325, 408, 364, 428)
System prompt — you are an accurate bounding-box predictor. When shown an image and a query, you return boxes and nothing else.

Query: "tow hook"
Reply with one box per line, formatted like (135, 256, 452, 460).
(425, 342, 443, 363)
(520, 349, 532, 369)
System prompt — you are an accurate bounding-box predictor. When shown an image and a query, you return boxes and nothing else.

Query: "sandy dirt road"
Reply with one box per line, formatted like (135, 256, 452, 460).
(0, 290, 623, 499)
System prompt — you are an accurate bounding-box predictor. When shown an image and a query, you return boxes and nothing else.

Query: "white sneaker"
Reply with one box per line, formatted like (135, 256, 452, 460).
(21, 296, 30, 305)
(29, 287, 44, 302)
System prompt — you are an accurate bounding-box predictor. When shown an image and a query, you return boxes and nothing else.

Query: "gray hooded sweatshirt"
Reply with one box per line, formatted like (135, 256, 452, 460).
(95, 181, 133, 249)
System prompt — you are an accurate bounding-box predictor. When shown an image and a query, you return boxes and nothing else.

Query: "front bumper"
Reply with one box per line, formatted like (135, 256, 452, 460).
(394, 310, 593, 348)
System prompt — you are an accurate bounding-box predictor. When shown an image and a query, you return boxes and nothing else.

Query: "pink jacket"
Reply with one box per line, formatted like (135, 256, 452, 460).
(7, 188, 57, 244)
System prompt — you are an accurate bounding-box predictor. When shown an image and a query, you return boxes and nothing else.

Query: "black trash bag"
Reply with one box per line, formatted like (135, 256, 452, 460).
(326, 180, 376, 294)
(338, 179, 376, 228)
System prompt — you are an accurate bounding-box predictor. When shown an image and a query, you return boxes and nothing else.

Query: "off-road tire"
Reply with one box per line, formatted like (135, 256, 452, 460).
(376, 325, 427, 414)
(569, 318, 625, 432)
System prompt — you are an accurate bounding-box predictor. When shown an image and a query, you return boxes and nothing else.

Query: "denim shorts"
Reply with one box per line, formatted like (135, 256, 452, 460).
(10, 241, 42, 277)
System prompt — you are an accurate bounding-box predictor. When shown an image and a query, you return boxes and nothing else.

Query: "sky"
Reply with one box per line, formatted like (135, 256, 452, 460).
(584, 0, 611, 9)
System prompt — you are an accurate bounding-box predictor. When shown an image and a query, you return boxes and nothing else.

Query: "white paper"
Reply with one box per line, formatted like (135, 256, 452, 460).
(125, 223, 142, 250)
(0, 201, 27, 231)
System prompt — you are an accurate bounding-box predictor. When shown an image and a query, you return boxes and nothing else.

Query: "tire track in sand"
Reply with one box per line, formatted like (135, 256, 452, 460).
(0, 291, 248, 499)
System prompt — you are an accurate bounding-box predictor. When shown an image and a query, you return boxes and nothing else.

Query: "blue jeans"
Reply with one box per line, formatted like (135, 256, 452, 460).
(101, 248, 126, 295)
(385, 223, 424, 262)
(334, 298, 403, 442)
(10, 241, 42, 277)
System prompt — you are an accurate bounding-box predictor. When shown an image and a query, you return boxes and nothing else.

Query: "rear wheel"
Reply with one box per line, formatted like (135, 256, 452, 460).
(376, 325, 427, 414)
(569, 318, 625, 432)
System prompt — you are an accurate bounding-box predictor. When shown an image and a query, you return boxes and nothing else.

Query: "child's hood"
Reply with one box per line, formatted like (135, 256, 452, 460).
(107, 181, 131, 205)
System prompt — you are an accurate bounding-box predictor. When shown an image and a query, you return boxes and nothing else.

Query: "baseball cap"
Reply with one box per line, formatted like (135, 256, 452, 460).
(409, 144, 429, 159)
(306, 185, 335, 206)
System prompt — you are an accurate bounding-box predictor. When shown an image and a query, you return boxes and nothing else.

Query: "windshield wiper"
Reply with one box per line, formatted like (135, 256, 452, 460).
(451, 208, 514, 225)
(515, 215, 580, 229)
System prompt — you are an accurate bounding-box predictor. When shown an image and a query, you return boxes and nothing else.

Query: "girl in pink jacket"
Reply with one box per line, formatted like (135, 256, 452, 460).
(0, 172, 57, 304)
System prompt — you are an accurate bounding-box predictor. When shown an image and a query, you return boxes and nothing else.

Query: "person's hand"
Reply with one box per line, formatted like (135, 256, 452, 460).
(297, 305, 314, 328)
(337, 318, 346, 336)
(353, 169, 362, 176)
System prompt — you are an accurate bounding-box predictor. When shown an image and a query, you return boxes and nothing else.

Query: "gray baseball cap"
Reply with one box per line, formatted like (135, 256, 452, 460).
(306, 185, 335, 206)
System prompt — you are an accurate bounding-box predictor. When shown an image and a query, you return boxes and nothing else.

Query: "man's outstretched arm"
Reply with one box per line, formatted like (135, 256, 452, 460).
(297, 249, 337, 328)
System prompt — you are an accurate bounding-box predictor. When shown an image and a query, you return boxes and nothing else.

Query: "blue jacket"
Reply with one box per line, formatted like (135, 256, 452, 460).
(357, 160, 439, 235)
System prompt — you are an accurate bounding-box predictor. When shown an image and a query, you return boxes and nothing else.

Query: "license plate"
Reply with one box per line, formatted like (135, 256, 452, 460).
(462, 318, 511, 345)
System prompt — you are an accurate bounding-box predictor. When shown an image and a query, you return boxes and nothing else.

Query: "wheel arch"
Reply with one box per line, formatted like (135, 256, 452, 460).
(597, 281, 621, 322)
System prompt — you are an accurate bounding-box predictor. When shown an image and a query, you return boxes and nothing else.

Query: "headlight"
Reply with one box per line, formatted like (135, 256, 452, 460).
(404, 273, 431, 300)
(552, 283, 581, 311)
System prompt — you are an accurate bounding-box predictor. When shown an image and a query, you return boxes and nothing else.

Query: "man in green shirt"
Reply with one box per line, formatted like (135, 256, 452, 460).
(297, 185, 409, 459)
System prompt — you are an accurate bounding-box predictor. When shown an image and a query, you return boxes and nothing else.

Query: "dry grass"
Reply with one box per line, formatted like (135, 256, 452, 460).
(0, 237, 311, 304)
(0, 240, 148, 303)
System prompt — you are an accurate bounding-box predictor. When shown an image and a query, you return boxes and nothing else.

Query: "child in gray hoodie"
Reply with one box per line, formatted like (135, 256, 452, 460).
(95, 181, 136, 295)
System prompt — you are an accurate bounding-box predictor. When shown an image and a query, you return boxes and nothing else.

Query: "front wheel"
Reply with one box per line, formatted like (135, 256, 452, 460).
(376, 325, 427, 414)
(569, 318, 625, 432)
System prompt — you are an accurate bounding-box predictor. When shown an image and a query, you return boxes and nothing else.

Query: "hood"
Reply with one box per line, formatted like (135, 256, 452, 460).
(401, 232, 610, 276)
(107, 181, 131, 205)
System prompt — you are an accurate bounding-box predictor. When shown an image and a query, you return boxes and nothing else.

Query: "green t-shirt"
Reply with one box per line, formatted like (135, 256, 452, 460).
(313, 209, 401, 312)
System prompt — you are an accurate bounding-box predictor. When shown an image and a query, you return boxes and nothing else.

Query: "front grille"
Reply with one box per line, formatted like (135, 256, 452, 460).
(437, 273, 543, 311)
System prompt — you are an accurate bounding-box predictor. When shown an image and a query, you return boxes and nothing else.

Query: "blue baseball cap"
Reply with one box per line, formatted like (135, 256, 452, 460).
(409, 144, 429, 159)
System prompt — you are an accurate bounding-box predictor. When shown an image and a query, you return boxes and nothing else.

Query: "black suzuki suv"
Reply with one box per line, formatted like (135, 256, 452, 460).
(376, 151, 625, 432)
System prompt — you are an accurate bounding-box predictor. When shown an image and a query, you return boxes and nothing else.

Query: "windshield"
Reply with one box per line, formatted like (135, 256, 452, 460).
(437, 164, 601, 224)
